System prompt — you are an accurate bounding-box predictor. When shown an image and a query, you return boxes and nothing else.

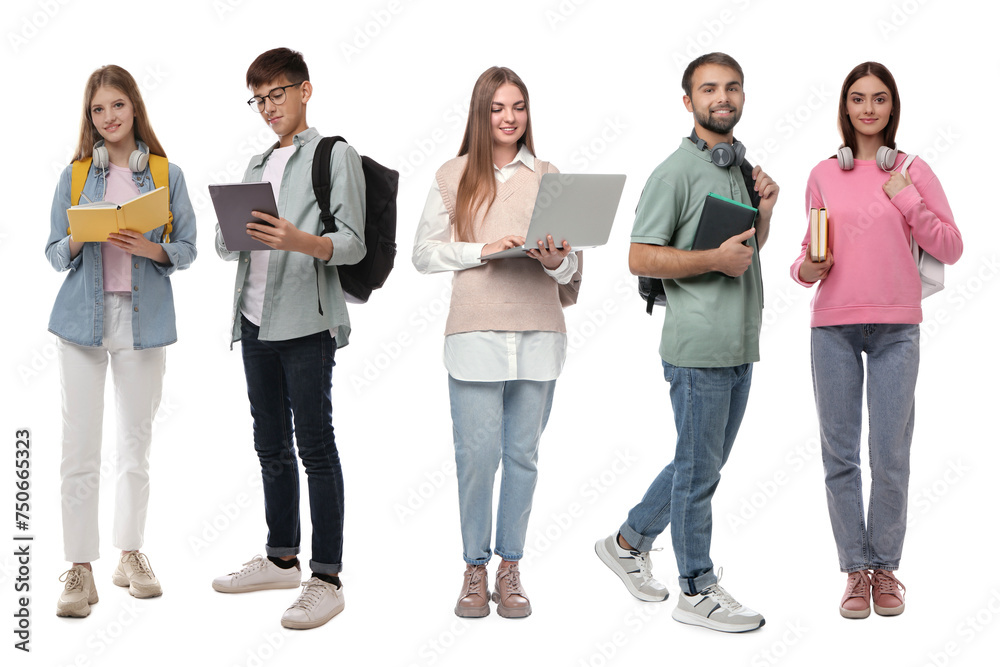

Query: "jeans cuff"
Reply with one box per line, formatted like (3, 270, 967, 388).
(870, 563, 899, 571)
(619, 523, 657, 553)
(494, 550, 522, 562)
(680, 569, 717, 595)
(309, 559, 343, 575)
(463, 551, 492, 566)
(265, 545, 299, 558)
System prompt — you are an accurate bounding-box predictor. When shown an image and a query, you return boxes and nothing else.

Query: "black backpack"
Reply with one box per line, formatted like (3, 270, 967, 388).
(312, 135, 399, 309)
(638, 159, 761, 314)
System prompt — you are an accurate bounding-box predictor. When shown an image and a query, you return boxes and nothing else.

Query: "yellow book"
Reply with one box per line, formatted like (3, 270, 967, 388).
(809, 207, 828, 262)
(66, 187, 169, 242)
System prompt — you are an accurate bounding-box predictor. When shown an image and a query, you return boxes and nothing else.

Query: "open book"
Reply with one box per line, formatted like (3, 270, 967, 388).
(67, 187, 169, 242)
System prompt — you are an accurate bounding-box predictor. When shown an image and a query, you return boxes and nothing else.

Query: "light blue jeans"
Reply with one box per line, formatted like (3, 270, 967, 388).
(621, 361, 752, 594)
(811, 324, 919, 572)
(448, 376, 556, 565)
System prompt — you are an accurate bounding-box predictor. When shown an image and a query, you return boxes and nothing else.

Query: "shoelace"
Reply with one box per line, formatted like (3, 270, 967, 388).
(703, 583, 744, 612)
(288, 579, 327, 611)
(229, 555, 266, 578)
(125, 552, 154, 578)
(59, 568, 83, 591)
(847, 571, 870, 598)
(498, 565, 525, 596)
(629, 547, 662, 583)
(463, 566, 485, 596)
(873, 571, 906, 598)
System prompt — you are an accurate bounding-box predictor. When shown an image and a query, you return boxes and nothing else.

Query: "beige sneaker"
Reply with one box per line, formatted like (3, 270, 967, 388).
(281, 577, 345, 629)
(492, 562, 531, 618)
(455, 564, 490, 618)
(56, 565, 98, 617)
(112, 551, 162, 598)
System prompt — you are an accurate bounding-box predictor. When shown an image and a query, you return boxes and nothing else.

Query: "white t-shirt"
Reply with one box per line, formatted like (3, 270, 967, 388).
(241, 145, 297, 325)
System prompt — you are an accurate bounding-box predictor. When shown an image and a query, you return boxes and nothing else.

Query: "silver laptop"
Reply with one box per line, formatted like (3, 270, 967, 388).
(481, 173, 627, 260)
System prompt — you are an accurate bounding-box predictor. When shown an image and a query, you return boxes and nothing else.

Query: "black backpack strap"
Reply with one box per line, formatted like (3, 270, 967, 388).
(311, 135, 347, 315)
(739, 159, 761, 209)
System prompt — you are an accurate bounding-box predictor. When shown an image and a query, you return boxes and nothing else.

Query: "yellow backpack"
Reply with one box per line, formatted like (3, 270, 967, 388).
(68, 155, 174, 242)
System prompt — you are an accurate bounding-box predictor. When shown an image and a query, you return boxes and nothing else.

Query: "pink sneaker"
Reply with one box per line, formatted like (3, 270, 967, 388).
(840, 570, 871, 619)
(872, 569, 906, 616)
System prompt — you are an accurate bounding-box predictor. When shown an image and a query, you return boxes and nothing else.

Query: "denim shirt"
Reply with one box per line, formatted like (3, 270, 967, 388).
(45, 143, 198, 349)
(214, 128, 366, 348)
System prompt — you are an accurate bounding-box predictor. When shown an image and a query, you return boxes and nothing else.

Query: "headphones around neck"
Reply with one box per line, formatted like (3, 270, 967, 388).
(836, 145, 898, 171)
(92, 140, 149, 173)
(690, 128, 745, 168)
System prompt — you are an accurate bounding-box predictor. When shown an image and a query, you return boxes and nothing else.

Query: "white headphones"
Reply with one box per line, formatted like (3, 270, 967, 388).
(92, 140, 149, 173)
(836, 145, 898, 172)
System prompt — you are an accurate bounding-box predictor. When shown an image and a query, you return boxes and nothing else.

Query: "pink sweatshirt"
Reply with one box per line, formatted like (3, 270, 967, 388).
(790, 154, 962, 327)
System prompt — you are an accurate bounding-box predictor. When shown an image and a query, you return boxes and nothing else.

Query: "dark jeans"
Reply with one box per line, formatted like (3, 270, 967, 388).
(241, 316, 344, 574)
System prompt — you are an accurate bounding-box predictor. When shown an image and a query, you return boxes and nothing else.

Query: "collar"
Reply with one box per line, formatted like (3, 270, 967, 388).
(494, 143, 535, 172)
(250, 127, 318, 168)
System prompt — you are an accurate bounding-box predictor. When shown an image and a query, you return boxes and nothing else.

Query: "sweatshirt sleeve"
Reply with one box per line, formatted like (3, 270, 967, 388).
(890, 157, 962, 265)
(790, 169, 820, 287)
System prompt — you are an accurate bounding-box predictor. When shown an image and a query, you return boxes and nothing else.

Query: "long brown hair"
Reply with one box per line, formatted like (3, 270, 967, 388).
(72, 65, 166, 162)
(454, 66, 535, 242)
(837, 61, 900, 155)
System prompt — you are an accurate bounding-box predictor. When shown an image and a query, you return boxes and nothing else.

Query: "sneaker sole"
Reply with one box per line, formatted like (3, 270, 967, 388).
(840, 605, 871, 619)
(454, 602, 490, 618)
(873, 602, 904, 616)
(112, 572, 162, 598)
(56, 597, 95, 618)
(212, 580, 301, 594)
(492, 592, 531, 618)
(594, 538, 668, 602)
(280, 602, 344, 630)
(671, 607, 765, 633)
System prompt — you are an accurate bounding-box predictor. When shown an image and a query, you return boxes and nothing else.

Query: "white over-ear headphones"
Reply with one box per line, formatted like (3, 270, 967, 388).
(836, 145, 898, 172)
(92, 140, 149, 173)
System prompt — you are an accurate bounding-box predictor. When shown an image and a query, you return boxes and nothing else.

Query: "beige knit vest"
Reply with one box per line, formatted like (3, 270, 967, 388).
(437, 155, 566, 335)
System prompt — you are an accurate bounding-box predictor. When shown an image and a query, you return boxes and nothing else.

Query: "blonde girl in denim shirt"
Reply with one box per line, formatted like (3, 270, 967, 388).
(45, 65, 196, 618)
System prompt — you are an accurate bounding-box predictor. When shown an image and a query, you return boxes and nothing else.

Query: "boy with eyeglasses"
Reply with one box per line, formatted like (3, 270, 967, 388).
(212, 47, 365, 630)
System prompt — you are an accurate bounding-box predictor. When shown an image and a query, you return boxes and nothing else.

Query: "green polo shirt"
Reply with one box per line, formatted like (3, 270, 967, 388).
(631, 138, 763, 367)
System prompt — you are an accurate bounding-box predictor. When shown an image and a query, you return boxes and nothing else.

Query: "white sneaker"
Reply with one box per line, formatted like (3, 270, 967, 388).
(281, 577, 344, 629)
(112, 551, 162, 598)
(56, 565, 98, 617)
(595, 533, 669, 601)
(671, 570, 764, 633)
(212, 555, 301, 593)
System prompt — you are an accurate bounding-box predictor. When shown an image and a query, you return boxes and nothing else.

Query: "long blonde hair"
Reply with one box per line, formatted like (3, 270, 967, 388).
(72, 65, 166, 162)
(454, 66, 535, 242)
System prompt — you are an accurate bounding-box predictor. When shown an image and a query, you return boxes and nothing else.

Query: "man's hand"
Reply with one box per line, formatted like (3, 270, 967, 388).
(714, 227, 756, 277)
(247, 211, 334, 261)
(752, 165, 779, 215)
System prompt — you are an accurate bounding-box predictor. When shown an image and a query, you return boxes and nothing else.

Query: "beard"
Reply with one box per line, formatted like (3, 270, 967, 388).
(694, 105, 742, 134)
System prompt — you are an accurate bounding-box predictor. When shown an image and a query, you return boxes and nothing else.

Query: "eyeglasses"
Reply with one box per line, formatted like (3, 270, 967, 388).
(247, 82, 303, 112)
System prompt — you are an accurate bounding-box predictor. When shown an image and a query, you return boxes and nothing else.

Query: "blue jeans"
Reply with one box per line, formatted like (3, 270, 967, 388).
(621, 361, 752, 594)
(241, 316, 344, 574)
(448, 376, 556, 565)
(811, 324, 919, 572)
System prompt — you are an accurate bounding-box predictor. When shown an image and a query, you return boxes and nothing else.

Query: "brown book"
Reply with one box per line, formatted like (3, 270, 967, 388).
(810, 207, 828, 262)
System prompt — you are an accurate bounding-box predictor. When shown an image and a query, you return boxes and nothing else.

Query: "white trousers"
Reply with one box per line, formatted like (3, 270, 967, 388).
(58, 293, 165, 562)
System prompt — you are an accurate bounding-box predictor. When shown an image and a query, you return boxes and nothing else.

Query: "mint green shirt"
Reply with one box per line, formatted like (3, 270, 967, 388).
(631, 138, 763, 367)
(215, 128, 366, 348)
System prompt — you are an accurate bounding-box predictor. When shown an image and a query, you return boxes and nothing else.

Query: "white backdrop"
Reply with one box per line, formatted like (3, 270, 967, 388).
(3, 0, 997, 665)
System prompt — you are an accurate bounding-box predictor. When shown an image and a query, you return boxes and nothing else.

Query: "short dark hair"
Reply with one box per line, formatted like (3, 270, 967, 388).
(838, 62, 901, 154)
(682, 52, 744, 97)
(246, 47, 309, 89)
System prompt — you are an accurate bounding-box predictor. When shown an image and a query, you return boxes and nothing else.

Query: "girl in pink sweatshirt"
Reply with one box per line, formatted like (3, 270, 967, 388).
(790, 62, 962, 620)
